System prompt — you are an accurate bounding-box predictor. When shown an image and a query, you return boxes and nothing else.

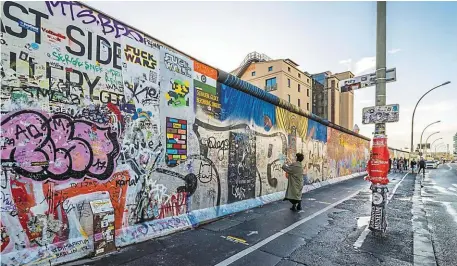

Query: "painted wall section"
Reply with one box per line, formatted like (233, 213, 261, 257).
(0, 1, 370, 265)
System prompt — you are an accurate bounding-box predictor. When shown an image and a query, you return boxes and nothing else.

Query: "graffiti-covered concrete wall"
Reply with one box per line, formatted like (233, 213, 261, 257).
(0, 1, 370, 265)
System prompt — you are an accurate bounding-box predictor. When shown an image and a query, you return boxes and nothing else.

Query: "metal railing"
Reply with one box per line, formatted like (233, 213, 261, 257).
(265, 83, 278, 92)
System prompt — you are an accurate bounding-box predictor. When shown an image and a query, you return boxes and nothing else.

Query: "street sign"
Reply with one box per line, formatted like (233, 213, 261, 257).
(340, 68, 397, 92)
(362, 104, 399, 124)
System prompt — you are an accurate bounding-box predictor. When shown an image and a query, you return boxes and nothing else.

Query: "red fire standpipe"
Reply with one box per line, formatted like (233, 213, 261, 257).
(365, 135, 390, 234)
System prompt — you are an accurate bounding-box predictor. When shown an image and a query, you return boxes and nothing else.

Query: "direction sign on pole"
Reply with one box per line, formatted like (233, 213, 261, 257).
(340, 68, 396, 92)
(362, 104, 399, 124)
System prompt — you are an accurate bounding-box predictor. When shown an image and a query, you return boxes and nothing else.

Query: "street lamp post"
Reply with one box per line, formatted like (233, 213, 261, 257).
(435, 143, 446, 155)
(425, 131, 440, 157)
(410, 81, 451, 154)
(430, 138, 443, 156)
(419, 120, 441, 155)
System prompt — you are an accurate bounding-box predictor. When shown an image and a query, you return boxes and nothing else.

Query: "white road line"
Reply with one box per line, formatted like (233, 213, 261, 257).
(214, 189, 363, 266)
(443, 202, 457, 226)
(354, 173, 409, 249)
(388, 173, 410, 201)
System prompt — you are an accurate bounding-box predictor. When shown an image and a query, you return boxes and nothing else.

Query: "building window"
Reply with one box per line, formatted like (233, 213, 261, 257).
(265, 77, 277, 90)
(251, 71, 256, 76)
(307, 78, 310, 83)
(288, 67, 291, 72)
(307, 89, 309, 97)
(288, 79, 290, 87)
(298, 84, 301, 92)
(288, 94, 291, 103)
(298, 73, 301, 78)
(307, 103, 310, 111)
(298, 99, 301, 107)
(331, 80, 335, 88)
(268, 66, 273, 72)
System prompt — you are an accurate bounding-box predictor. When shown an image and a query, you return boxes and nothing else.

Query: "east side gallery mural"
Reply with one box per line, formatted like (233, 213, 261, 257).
(0, 1, 370, 265)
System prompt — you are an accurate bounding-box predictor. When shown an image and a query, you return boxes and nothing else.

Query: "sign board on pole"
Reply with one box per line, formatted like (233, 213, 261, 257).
(340, 68, 396, 92)
(362, 104, 399, 124)
(417, 143, 431, 150)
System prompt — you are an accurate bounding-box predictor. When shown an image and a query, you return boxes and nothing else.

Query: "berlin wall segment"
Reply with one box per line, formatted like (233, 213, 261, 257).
(0, 1, 370, 265)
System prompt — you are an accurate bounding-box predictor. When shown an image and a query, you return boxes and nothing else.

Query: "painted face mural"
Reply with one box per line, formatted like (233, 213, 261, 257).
(0, 1, 370, 265)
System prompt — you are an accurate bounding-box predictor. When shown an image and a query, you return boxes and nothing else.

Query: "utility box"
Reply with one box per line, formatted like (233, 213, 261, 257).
(90, 199, 116, 256)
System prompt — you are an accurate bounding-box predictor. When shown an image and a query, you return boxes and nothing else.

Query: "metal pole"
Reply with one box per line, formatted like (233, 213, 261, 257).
(430, 138, 443, 156)
(368, 1, 388, 235)
(410, 81, 451, 155)
(419, 120, 441, 155)
(425, 131, 440, 158)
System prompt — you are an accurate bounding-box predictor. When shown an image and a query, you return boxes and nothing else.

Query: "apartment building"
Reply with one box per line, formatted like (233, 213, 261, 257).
(333, 71, 355, 130)
(232, 52, 312, 112)
(453, 132, 457, 155)
(311, 71, 355, 130)
(311, 71, 341, 126)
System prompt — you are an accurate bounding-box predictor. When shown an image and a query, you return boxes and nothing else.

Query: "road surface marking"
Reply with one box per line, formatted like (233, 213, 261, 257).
(442, 202, 457, 226)
(388, 172, 409, 201)
(214, 189, 363, 266)
(354, 172, 409, 249)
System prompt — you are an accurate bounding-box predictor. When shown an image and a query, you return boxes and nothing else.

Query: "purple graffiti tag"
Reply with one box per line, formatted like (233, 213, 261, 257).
(0, 110, 120, 181)
(45, 1, 144, 43)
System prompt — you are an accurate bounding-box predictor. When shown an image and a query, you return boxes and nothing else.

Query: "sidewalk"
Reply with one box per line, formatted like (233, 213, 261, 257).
(64, 173, 428, 266)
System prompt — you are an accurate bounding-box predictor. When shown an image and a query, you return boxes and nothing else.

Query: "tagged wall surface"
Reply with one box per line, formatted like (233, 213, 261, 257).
(0, 1, 370, 265)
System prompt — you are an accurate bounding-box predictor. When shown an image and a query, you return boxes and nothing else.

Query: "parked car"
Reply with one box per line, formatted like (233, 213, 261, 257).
(426, 160, 438, 169)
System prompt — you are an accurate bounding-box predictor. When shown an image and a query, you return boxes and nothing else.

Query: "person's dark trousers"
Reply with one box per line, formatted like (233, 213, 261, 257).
(417, 167, 426, 175)
(288, 199, 302, 211)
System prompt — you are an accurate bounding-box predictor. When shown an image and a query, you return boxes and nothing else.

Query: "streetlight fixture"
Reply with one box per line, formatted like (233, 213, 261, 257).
(435, 143, 446, 156)
(410, 81, 451, 154)
(419, 120, 441, 154)
(431, 138, 443, 151)
(425, 131, 440, 157)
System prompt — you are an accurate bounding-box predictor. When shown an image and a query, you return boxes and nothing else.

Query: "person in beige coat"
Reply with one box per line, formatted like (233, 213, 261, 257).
(282, 153, 305, 211)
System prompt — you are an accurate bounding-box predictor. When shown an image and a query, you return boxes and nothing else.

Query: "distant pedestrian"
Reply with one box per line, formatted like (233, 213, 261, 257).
(411, 159, 417, 173)
(404, 159, 409, 171)
(282, 153, 305, 211)
(388, 158, 392, 173)
(418, 157, 426, 176)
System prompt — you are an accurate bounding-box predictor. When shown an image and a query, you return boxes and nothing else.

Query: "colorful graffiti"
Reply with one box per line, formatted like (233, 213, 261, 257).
(0, 1, 370, 265)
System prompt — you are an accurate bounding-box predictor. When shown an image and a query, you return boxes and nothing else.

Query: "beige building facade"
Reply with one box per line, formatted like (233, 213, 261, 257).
(231, 52, 354, 130)
(232, 53, 312, 113)
(333, 71, 355, 130)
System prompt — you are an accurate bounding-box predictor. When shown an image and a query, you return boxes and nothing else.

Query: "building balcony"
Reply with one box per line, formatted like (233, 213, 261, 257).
(265, 83, 278, 92)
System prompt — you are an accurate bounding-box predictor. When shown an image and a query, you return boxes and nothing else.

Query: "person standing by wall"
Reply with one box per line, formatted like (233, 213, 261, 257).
(388, 157, 392, 173)
(282, 153, 305, 211)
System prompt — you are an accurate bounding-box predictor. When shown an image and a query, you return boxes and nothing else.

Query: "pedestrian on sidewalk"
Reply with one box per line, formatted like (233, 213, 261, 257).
(418, 157, 426, 176)
(282, 153, 304, 212)
(411, 159, 417, 173)
(404, 158, 409, 171)
(388, 158, 392, 173)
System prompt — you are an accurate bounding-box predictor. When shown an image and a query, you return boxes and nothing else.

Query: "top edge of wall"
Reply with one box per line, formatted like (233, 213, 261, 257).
(388, 147, 410, 153)
(217, 70, 371, 142)
(77, 1, 371, 142)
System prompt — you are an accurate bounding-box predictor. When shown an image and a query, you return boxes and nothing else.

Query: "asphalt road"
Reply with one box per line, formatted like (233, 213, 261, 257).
(421, 163, 457, 266)
(64, 172, 437, 266)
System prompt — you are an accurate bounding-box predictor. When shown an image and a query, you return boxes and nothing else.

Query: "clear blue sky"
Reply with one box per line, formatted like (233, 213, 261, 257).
(89, 1, 457, 153)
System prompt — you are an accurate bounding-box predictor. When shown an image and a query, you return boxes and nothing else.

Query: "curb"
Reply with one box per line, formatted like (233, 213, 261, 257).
(412, 173, 437, 266)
